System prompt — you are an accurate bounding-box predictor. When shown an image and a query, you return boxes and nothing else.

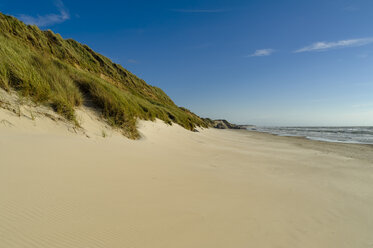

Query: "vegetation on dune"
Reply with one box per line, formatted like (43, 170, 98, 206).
(0, 12, 209, 138)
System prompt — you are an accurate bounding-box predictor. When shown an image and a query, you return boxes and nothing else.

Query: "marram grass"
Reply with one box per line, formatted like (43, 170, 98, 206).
(0, 13, 210, 138)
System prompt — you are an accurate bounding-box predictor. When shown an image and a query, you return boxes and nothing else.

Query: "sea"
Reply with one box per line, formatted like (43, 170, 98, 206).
(248, 126, 373, 145)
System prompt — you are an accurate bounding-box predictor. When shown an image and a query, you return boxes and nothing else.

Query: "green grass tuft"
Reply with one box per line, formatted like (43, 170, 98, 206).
(0, 12, 210, 138)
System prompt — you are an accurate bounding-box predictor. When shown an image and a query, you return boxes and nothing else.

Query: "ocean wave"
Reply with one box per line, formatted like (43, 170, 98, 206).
(251, 126, 373, 144)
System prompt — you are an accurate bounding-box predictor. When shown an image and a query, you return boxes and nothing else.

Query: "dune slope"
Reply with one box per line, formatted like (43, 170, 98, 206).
(0, 12, 208, 138)
(1, 106, 373, 248)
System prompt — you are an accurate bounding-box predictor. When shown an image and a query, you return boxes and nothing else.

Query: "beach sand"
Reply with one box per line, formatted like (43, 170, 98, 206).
(1, 105, 373, 248)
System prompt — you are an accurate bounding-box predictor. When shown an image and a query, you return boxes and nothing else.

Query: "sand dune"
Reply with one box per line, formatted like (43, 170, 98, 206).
(1, 106, 373, 247)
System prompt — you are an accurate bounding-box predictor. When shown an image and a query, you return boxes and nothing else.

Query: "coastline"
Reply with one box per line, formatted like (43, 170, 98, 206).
(245, 129, 373, 163)
(1, 108, 373, 247)
(248, 126, 373, 145)
(2, 5, 373, 248)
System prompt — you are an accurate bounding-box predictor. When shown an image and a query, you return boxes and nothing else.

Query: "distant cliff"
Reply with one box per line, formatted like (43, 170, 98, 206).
(203, 119, 251, 130)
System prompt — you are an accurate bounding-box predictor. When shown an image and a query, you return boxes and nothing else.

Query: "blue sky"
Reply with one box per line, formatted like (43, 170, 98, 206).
(2, 0, 373, 126)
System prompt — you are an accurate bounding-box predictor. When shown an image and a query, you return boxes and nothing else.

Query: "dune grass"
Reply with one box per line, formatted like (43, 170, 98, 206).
(0, 12, 209, 138)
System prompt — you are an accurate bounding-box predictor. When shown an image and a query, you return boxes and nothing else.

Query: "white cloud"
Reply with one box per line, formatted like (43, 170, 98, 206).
(352, 102, 373, 108)
(343, 5, 359, 12)
(127, 59, 139, 64)
(249, 49, 274, 57)
(357, 53, 369, 59)
(171, 9, 227, 13)
(18, 0, 70, 27)
(295, 38, 373, 53)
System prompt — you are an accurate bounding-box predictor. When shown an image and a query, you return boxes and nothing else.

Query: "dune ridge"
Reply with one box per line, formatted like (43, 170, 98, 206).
(0, 12, 210, 138)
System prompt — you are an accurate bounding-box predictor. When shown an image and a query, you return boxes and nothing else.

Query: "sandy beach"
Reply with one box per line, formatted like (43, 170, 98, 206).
(1, 107, 373, 248)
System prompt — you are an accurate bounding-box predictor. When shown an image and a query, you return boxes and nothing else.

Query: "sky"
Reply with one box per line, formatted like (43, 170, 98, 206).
(2, 0, 373, 126)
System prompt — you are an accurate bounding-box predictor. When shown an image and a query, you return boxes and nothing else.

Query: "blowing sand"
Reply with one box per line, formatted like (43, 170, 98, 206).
(1, 105, 373, 248)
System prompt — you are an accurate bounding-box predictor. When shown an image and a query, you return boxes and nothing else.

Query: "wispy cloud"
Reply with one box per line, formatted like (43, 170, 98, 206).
(170, 9, 227, 13)
(357, 53, 369, 59)
(248, 49, 274, 57)
(352, 102, 373, 108)
(295, 38, 373, 53)
(343, 5, 360, 12)
(127, 59, 139, 64)
(18, 0, 70, 27)
(188, 43, 212, 49)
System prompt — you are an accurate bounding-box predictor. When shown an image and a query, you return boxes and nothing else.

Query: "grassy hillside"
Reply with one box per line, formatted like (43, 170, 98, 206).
(0, 12, 209, 138)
